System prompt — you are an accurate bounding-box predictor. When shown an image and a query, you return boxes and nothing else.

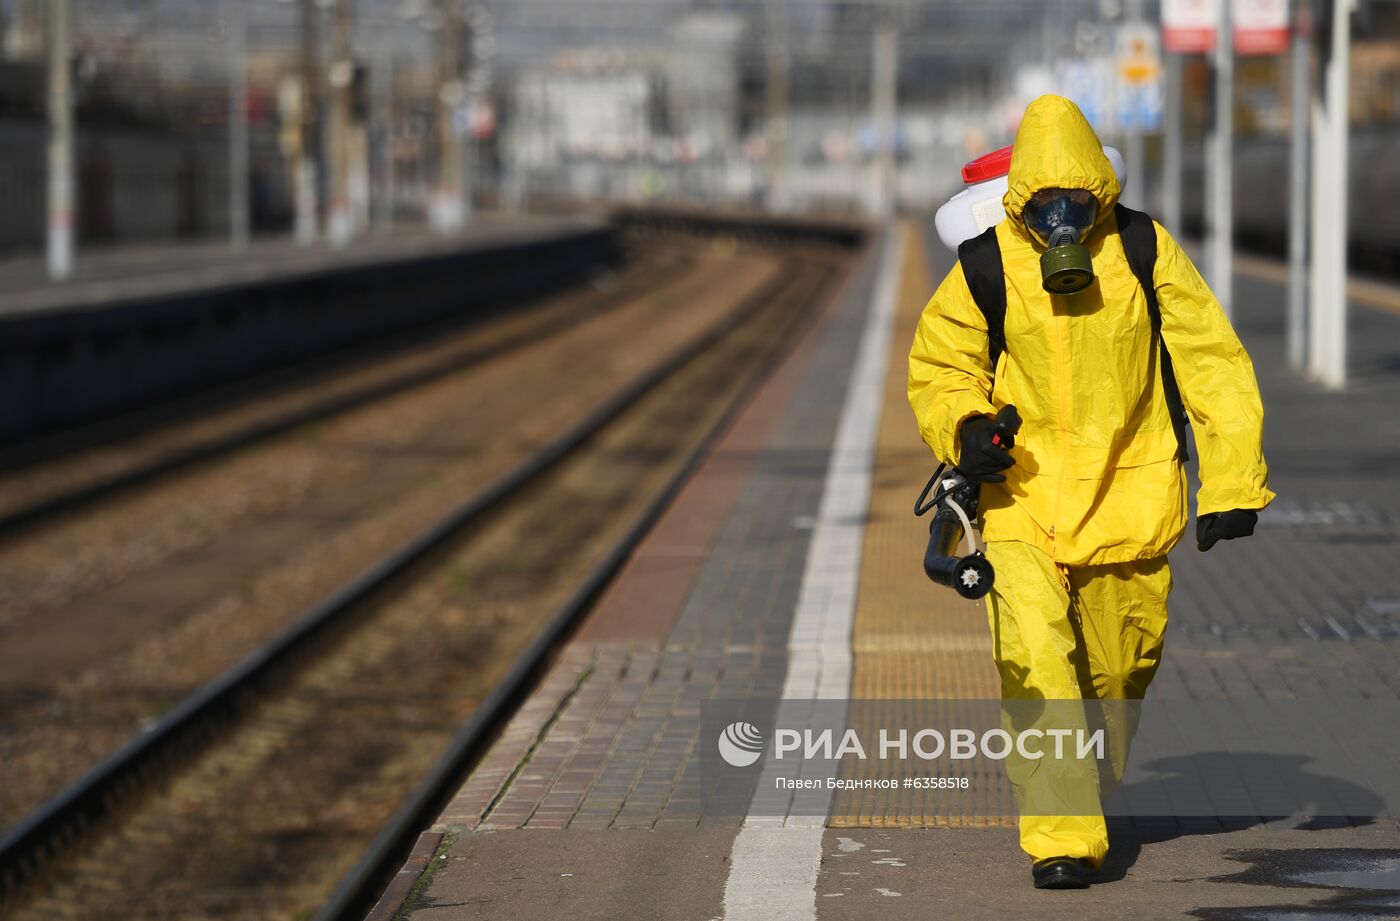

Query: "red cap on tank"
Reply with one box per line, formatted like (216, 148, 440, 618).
(961, 145, 1014, 185)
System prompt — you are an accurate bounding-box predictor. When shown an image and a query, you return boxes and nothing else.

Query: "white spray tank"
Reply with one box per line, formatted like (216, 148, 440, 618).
(933, 144, 1128, 253)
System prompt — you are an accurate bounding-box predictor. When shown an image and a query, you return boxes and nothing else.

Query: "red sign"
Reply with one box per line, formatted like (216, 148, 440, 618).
(1233, 0, 1290, 55)
(1162, 0, 1217, 53)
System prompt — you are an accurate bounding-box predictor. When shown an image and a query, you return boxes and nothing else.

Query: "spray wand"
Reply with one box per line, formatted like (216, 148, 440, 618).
(914, 404, 1021, 599)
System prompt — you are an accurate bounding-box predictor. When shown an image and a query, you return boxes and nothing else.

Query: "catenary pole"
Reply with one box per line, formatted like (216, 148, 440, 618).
(871, 19, 898, 217)
(1315, 0, 1351, 389)
(1162, 51, 1183, 230)
(431, 0, 464, 232)
(1208, 0, 1234, 317)
(229, 1, 250, 250)
(327, 0, 354, 246)
(295, 0, 320, 245)
(765, 0, 789, 212)
(46, 0, 75, 280)
(1286, 0, 1310, 369)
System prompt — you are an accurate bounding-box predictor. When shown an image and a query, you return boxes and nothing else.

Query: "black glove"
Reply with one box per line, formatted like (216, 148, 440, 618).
(957, 413, 1016, 483)
(1196, 509, 1259, 551)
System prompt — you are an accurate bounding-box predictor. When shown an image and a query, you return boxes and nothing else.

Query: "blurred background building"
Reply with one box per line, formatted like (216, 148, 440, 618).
(0, 0, 1398, 255)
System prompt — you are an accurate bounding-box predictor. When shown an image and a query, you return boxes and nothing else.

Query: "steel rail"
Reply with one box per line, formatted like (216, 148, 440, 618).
(0, 252, 697, 538)
(0, 237, 860, 914)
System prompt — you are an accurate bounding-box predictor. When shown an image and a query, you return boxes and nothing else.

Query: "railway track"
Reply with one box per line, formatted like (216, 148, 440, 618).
(0, 238, 695, 536)
(0, 236, 792, 839)
(0, 233, 860, 920)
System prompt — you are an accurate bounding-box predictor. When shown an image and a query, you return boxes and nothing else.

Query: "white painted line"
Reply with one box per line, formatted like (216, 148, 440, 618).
(722, 225, 904, 921)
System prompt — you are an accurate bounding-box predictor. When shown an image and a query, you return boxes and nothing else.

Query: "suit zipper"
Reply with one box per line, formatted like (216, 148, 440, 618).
(1050, 307, 1071, 550)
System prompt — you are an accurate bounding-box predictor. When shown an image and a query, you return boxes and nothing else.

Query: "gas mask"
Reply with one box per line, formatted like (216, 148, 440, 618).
(1024, 188, 1098, 294)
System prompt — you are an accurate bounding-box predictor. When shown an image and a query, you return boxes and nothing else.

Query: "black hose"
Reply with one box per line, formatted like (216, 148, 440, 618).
(921, 476, 995, 600)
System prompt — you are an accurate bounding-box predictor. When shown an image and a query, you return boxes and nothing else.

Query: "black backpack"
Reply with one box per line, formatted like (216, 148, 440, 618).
(955, 203, 1191, 462)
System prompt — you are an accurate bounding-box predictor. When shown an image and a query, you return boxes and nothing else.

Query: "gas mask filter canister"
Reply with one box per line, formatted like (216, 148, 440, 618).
(1024, 188, 1098, 294)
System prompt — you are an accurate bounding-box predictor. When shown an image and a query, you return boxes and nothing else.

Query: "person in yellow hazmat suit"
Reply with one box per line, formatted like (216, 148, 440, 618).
(908, 95, 1275, 890)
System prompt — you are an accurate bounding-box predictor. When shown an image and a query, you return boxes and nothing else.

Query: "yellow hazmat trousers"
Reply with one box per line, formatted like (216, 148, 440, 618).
(908, 96, 1275, 864)
(986, 540, 1169, 867)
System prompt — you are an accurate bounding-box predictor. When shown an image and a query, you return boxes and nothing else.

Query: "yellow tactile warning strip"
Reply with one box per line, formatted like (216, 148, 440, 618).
(851, 222, 999, 699)
(832, 220, 1015, 828)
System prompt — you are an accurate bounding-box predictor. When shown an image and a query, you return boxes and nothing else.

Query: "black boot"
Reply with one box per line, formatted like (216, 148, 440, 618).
(1032, 856, 1091, 890)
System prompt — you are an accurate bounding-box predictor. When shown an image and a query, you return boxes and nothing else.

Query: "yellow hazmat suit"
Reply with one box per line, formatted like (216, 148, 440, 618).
(908, 95, 1274, 866)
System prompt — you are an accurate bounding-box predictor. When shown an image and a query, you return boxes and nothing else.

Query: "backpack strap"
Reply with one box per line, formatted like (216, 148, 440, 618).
(1115, 203, 1191, 463)
(957, 209, 1191, 463)
(957, 226, 1007, 373)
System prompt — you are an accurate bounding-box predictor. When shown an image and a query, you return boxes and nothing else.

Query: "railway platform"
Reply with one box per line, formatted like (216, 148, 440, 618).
(0, 214, 592, 318)
(0, 214, 616, 441)
(372, 220, 1400, 921)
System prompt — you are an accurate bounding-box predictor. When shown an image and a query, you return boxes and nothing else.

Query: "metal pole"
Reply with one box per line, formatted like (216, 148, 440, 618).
(431, 0, 464, 233)
(327, 0, 354, 247)
(295, 0, 320, 246)
(229, 2, 250, 250)
(871, 20, 898, 218)
(1209, 0, 1234, 317)
(1124, 0, 1146, 211)
(462, 14, 475, 224)
(462, 126, 475, 223)
(1286, 0, 1310, 370)
(1319, 0, 1351, 389)
(765, 0, 789, 212)
(1125, 130, 1146, 211)
(379, 45, 397, 230)
(1307, 21, 1328, 383)
(46, 0, 74, 280)
(1162, 51, 1183, 230)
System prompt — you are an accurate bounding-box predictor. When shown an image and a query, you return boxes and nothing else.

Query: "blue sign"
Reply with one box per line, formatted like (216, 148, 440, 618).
(1116, 82, 1164, 133)
(1057, 59, 1112, 130)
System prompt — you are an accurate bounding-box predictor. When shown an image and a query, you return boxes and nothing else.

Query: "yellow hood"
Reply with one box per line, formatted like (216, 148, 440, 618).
(1003, 95, 1120, 231)
(911, 93, 1275, 566)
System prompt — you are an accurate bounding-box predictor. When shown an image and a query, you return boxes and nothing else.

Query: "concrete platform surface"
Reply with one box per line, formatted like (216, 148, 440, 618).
(409, 829, 735, 921)
(400, 823, 1400, 920)
(379, 221, 1400, 921)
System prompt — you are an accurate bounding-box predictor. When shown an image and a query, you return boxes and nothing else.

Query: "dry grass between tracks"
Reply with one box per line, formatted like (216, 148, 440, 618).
(4, 240, 846, 920)
(0, 235, 754, 829)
